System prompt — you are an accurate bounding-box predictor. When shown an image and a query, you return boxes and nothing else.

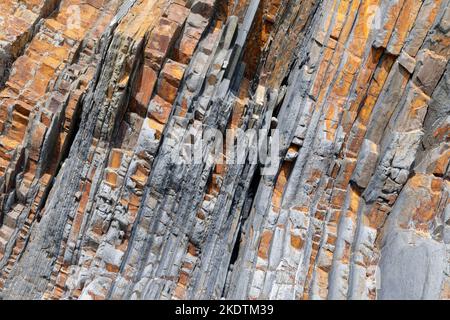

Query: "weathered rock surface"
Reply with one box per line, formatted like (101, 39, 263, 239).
(0, 0, 448, 300)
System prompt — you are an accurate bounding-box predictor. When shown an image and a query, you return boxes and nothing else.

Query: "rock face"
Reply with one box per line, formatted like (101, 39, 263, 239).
(0, 0, 448, 300)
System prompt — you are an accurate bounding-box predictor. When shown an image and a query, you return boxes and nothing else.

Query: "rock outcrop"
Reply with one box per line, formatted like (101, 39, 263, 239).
(0, 0, 448, 300)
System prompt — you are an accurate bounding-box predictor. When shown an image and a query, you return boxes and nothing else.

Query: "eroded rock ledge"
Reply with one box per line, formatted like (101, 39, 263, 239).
(0, 0, 448, 300)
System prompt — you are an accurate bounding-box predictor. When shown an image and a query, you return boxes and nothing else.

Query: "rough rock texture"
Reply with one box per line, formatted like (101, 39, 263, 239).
(0, 0, 448, 300)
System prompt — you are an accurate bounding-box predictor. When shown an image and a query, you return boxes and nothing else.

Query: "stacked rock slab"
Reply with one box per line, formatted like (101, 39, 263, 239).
(0, 0, 448, 300)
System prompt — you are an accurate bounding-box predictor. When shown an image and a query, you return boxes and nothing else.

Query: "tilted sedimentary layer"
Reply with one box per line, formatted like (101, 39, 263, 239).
(0, 0, 448, 300)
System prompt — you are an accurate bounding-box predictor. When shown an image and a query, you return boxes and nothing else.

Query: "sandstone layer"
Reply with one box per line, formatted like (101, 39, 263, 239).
(0, 0, 448, 300)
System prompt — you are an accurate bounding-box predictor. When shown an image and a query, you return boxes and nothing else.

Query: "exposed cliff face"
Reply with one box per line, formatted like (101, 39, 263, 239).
(0, 0, 448, 300)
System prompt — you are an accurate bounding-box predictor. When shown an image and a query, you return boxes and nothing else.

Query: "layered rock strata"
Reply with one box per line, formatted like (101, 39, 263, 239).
(0, 0, 448, 300)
